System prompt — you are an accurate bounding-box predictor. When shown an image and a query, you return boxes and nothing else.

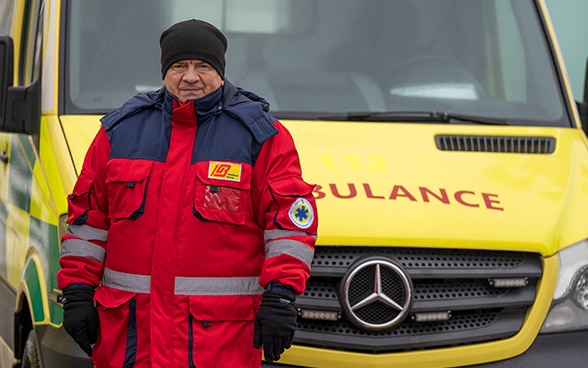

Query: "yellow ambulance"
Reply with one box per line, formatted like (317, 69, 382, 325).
(1, 0, 588, 367)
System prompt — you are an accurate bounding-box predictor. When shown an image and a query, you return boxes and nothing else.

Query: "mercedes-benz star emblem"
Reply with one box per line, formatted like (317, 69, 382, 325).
(340, 256, 413, 331)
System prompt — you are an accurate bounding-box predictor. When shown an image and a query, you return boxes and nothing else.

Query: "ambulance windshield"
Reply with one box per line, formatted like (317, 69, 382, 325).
(64, 0, 569, 127)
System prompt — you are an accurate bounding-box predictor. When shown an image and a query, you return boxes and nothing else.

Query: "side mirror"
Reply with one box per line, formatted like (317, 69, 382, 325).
(0, 35, 40, 136)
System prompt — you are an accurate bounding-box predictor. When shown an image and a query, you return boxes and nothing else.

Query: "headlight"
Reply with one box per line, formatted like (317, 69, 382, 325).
(541, 239, 588, 333)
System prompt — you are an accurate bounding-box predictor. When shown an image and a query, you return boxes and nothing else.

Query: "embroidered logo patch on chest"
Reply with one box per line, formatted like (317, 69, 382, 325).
(208, 161, 242, 182)
(288, 198, 314, 229)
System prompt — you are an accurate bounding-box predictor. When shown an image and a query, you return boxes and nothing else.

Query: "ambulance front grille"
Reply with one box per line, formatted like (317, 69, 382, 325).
(435, 135, 556, 153)
(294, 247, 542, 353)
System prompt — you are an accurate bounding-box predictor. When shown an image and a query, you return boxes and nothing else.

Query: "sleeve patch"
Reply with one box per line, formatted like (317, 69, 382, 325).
(288, 198, 314, 229)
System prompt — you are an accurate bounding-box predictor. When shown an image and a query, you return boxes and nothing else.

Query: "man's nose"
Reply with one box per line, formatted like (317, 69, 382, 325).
(182, 67, 200, 82)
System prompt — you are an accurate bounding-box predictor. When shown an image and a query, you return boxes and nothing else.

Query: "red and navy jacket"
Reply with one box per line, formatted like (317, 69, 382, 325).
(57, 80, 317, 351)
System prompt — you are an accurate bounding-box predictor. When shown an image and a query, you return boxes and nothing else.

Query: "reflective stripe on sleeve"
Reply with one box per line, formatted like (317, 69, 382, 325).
(265, 238, 314, 267)
(101, 268, 264, 295)
(60, 238, 106, 263)
(68, 224, 108, 242)
(264, 229, 316, 242)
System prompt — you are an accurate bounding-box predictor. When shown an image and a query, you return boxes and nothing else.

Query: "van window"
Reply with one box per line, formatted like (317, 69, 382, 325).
(545, 0, 588, 100)
(0, 1, 14, 34)
(64, 0, 568, 127)
(20, 0, 43, 85)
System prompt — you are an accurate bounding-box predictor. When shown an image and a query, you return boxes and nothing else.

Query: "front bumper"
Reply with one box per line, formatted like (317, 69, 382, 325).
(470, 330, 588, 367)
(263, 330, 588, 367)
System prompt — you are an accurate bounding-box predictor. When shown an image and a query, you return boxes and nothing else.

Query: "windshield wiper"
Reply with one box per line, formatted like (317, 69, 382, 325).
(432, 112, 508, 125)
(336, 111, 509, 125)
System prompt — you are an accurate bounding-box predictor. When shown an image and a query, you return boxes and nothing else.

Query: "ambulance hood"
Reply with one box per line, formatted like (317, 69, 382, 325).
(284, 120, 588, 256)
(61, 116, 588, 256)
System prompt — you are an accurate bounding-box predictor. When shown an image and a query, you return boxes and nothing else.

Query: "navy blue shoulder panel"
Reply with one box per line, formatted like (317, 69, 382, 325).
(193, 115, 261, 165)
(101, 84, 278, 164)
(190, 82, 278, 165)
(107, 110, 171, 162)
(222, 81, 278, 144)
(101, 88, 171, 162)
(101, 88, 165, 131)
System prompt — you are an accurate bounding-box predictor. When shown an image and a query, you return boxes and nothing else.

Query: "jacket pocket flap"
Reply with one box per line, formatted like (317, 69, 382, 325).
(189, 295, 259, 321)
(106, 159, 153, 183)
(94, 286, 136, 309)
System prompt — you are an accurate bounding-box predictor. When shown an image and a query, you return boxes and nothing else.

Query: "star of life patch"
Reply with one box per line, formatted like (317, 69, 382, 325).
(288, 198, 314, 229)
(208, 161, 242, 182)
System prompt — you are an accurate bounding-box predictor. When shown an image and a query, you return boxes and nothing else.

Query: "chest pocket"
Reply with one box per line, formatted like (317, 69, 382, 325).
(193, 162, 251, 225)
(106, 159, 153, 221)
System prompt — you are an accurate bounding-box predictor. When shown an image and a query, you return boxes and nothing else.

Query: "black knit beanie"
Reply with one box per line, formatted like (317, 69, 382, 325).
(159, 19, 228, 78)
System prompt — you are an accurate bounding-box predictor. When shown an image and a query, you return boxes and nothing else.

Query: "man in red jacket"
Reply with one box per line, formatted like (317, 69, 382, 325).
(57, 19, 317, 368)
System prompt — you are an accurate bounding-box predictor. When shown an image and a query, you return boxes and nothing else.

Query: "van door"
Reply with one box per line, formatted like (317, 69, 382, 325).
(0, 0, 46, 366)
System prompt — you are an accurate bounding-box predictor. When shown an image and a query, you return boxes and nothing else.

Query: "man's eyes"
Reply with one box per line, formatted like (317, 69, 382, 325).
(197, 64, 212, 72)
(172, 63, 212, 72)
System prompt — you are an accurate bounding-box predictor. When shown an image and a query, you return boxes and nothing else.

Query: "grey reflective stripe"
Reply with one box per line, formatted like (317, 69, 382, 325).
(175, 276, 263, 295)
(102, 268, 151, 293)
(264, 229, 316, 242)
(101, 268, 264, 296)
(68, 224, 108, 242)
(265, 239, 314, 267)
(61, 239, 106, 263)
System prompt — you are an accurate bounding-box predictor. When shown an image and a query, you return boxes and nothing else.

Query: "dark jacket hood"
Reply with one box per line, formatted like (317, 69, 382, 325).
(101, 80, 278, 144)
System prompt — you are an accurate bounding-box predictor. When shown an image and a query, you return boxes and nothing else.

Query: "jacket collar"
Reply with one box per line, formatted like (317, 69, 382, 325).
(101, 80, 278, 144)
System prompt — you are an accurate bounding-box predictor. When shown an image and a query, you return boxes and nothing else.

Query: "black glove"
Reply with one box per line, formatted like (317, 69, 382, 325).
(61, 284, 99, 356)
(254, 284, 298, 363)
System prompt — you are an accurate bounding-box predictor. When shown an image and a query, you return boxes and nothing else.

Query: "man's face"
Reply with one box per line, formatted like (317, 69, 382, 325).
(163, 59, 224, 102)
